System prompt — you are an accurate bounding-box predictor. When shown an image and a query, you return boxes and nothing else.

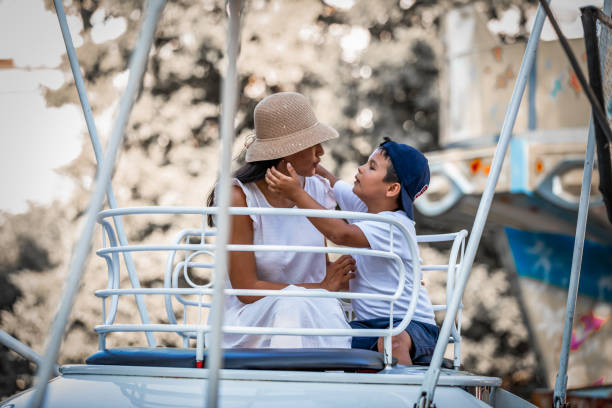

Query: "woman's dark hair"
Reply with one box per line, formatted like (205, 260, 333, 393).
(378, 137, 403, 211)
(206, 158, 281, 226)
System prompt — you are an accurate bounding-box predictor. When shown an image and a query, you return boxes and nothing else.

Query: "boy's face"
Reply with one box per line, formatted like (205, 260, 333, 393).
(352, 149, 394, 201)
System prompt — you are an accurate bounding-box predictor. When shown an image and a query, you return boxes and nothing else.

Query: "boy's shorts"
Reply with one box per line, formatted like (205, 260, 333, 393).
(349, 317, 439, 364)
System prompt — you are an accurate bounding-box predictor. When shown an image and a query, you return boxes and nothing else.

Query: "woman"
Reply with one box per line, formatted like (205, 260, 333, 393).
(207, 92, 355, 348)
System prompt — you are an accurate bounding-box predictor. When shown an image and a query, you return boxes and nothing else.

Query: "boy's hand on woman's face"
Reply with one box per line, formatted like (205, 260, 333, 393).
(266, 161, 302, 200)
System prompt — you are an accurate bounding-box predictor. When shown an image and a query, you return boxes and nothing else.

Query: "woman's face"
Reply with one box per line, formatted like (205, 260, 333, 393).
(283, 143, 324, 177)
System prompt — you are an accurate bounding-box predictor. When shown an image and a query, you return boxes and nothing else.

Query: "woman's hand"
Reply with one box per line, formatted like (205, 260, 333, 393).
(266, 162, 302, 201)
(321, 255, 356, 292)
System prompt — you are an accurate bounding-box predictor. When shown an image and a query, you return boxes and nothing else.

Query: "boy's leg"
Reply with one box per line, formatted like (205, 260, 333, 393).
(376, 332, 413, 365)
(349, 319, 386, 350)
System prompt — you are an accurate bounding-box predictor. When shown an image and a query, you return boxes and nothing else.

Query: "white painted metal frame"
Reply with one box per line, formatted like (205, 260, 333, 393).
(95, 207, 468, 370)
(94, 206, 422, 366)
(417, 231, 467, 370)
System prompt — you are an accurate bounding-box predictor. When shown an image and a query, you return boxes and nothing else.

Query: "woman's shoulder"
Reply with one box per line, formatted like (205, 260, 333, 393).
(230, 184, 248, 207)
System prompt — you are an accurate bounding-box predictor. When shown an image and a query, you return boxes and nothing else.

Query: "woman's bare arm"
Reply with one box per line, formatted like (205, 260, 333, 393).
(228, 185, 354, 304)
(266, 165, 370, 248)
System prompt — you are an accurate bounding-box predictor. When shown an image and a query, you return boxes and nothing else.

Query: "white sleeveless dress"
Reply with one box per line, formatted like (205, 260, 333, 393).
(213, 175, 351, 349)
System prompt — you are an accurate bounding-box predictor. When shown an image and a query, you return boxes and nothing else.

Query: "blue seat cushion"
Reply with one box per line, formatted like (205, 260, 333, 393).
(86, 347, 394, 372)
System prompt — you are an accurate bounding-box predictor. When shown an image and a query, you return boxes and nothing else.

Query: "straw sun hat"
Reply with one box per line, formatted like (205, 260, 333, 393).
(245, 92, 339, 162)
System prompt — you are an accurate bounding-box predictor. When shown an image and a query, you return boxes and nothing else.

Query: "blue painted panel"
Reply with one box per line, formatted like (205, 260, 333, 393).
(505, 227, 612, 303)
(509, 139, 528, 193)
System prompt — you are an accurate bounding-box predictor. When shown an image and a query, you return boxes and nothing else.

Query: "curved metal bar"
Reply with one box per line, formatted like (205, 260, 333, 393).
(53, 0, 156, 348)
(93, 323, 407, 338)
(184, 251, 216, 288)
(99, 221, 120, 325)
(29, 2, 167, 407)
(172, 262, 213, 306)
(164, 229, 209, 326)
(446, 230, 467, 369)
(95, 287, 399, 301)
(97, 205, 438, 225)
(416, 233, 461, 242)
(445, 230, 467, 311)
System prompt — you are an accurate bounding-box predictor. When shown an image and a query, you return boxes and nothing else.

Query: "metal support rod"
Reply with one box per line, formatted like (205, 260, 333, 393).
(205, 1, 242, 407)
(53, 0, 156, 347)
(0, 330, 59, 376)
(553, 1, 611, 406)
(538, 0, 612, 144)
(552, 121, 597, 408)
(28, 2, 166, 407)
(528, 46, 538, 130)
(416, 3, 549, 407)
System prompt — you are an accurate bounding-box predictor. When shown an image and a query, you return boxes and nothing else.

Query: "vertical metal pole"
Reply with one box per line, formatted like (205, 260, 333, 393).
(205, 1, 242, 407)
(53, 0, 156, 347)
(28, 2, 166, 407)
(553, 2, 611, 406)
(552, 121, 597, 408)
(0, 330, 59, 376)
(416, 3, 549, 407)
(528, 47, 538, 131)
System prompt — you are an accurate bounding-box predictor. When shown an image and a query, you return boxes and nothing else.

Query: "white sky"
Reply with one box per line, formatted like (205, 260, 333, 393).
(488, 1, 604, 40)
(0, 0, 126, 215)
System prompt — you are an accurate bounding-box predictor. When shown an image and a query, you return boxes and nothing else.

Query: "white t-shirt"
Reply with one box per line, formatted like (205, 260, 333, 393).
(333, 180, 436, 325)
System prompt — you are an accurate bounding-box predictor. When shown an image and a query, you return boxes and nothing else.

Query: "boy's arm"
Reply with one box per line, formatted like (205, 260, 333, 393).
(266, 163, 370, 248)
(315, 164, 339, 187)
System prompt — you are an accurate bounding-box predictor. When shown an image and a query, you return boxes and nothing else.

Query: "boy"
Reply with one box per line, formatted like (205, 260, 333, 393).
(265, 138, 438, 365)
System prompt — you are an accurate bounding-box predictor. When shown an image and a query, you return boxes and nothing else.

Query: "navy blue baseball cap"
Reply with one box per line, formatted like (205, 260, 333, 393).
(379, 139, 429, 220)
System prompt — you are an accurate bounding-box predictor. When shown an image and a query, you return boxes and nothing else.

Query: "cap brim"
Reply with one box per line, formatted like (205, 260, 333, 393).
(401, 187, 414, 220)
(245, 122, 338, 162)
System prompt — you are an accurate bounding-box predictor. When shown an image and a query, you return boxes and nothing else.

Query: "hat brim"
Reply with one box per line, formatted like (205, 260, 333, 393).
(245, 122, 339, 162)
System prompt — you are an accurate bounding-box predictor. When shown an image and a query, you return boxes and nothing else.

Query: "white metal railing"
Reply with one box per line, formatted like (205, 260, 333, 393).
(94, 206, 467, 369)
(417, 231, 467, 369)
(95, 206, 423, 367)
(0, 330, 60, 376)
